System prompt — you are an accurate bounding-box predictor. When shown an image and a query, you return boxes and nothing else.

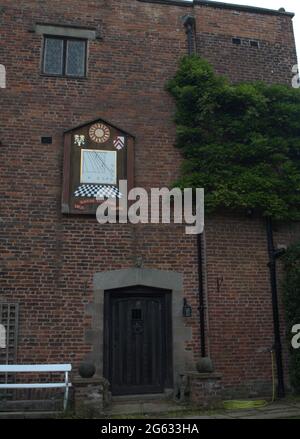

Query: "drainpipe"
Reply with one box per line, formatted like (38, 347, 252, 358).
(182, 15, 196, 56)
(182, 14, 207, 360)
(266, 216, 285, 398)
(197, 233, 206, 357)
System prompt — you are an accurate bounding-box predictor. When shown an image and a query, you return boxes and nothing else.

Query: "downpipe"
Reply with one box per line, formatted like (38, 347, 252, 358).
(266, 216, 285, 398)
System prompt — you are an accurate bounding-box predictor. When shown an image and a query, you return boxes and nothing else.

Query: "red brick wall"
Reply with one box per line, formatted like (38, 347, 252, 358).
(195, 5, 297, 84)
(0, 0, 298, 397)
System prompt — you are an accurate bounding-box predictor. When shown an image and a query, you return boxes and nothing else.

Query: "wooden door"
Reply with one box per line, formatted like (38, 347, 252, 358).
(104, 286, 172, 395)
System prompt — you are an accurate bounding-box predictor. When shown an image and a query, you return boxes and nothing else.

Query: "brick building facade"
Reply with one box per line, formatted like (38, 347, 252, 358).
(0, 0, 299, 405)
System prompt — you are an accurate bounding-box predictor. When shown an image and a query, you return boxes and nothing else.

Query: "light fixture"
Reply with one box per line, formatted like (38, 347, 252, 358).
(183, 298, 192, 318)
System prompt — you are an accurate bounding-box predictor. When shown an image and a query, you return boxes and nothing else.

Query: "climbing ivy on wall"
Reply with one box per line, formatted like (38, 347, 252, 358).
(167, 55, 300, 393)
(167, 55, 300, 220)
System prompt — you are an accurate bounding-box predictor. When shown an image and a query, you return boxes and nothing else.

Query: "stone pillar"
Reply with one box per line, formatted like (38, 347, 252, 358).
(187, 372, 223, 407)
(73, 377, 110, 415)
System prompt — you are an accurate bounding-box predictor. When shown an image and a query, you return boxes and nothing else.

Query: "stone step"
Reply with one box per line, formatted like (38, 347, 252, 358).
(107, 395, 186, 416)
(111, 392, 173, 403)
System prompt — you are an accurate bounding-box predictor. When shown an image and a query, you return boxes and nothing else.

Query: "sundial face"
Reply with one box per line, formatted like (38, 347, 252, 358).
(89, 123, 110, 144)
(80, 149, 117, 185)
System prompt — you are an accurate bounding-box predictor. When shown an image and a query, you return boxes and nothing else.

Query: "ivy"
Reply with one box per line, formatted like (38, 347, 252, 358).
(167, 55, 300, 393)
(283, 244, 300, 393)
(167, 56, 300, 220)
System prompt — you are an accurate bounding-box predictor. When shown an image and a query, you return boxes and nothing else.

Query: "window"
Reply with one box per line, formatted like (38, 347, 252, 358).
(232, 37, 260, 49)
(43, 36, 87, 78)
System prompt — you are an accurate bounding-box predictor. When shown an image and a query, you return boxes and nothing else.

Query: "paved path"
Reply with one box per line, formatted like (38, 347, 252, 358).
(179, 400, 300, 419)
(108, 398, 300, 419)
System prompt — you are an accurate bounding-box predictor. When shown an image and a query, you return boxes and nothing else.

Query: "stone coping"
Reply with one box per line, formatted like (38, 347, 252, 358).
(73, 377, 108, 386)
(187, 372, 223, 380)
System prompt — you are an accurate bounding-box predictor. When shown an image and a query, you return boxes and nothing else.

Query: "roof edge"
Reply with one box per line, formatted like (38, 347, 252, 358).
(194, 1, 294, 17)
(137, 0, 295, 17)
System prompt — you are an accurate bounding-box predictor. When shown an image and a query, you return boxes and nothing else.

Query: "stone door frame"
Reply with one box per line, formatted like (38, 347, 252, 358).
(85, 268, 193, 394)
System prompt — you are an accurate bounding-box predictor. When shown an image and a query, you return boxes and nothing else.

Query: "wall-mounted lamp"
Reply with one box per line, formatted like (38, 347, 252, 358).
(183, 298, 192, 318)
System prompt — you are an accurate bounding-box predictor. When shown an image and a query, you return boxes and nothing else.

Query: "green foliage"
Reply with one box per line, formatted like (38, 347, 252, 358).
(283, 243, 300, 393)
(167, 56, 300, 220)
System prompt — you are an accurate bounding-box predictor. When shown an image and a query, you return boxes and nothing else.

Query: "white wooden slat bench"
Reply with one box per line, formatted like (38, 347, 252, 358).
(0, 364, 72, 411)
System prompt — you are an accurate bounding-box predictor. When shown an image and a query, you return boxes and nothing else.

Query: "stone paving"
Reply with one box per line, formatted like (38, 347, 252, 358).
(108, 398, 300, 419)
(179, 400, 300, 419)
(0, 399, 299, 418)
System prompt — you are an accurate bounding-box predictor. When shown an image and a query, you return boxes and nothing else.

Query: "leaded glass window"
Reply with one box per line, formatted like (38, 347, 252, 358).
(44, 38, 64, 75)
(66, 40, 86, 77)
(43, 37, 87, 78)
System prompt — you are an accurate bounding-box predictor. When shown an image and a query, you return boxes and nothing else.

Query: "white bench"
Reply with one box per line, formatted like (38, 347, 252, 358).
(0, 364, 72, 411)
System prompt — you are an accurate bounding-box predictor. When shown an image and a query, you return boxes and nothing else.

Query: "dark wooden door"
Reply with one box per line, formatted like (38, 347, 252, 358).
(104, 287, 172, 395)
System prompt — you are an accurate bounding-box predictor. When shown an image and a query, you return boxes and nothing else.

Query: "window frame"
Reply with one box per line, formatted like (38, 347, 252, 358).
(42, 35, 87, 79)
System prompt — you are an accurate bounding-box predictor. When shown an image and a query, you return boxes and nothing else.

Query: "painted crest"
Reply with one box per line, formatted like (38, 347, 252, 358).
(113, 136, 125, 150)
(74, 134, 86, 147)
